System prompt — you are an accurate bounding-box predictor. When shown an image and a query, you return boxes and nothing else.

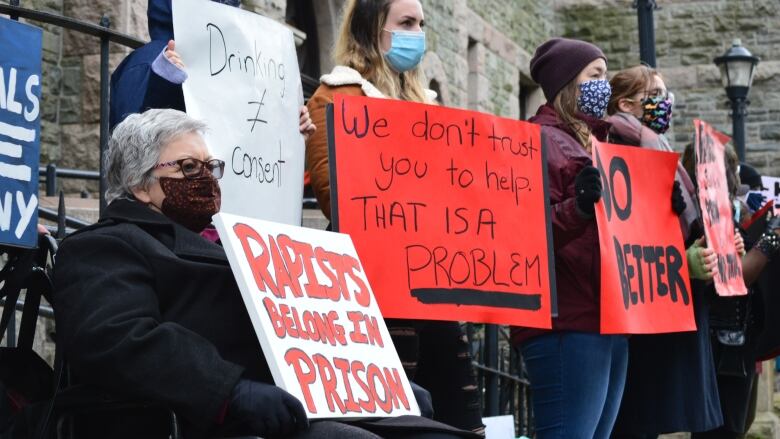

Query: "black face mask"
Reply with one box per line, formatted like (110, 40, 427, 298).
(158, 176, 221, 232)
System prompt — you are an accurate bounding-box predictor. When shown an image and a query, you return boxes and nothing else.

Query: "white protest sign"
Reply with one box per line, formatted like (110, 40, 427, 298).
(173, 0, 304, 225)
(482, 415, 515, 439)
(213, 212, 420, 419)
(761, 176, 780, 213)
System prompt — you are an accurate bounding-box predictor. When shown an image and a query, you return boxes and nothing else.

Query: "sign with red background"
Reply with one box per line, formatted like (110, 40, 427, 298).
(694, 120, 747, 296)
(593, 140, 695, 334)
(329, 95, 555, 328)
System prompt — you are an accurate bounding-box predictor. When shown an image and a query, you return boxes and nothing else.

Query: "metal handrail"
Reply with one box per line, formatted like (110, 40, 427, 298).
(0, 3, 144, 48)
(0, 297, 55, 319)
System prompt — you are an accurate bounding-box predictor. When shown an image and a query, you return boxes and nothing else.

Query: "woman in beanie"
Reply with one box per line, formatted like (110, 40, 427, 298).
(606, 66, 723, 438)
(509, 38, 627, 438)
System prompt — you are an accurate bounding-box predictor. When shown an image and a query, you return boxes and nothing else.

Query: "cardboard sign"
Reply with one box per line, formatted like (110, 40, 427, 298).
(593, 141, 695, 334)
(173, 0, 304, 225)
(0, 17, 41, 249)
(213, 212, 419, 419)
(329, 94, 555, 328)
(694, 119, 747, 296)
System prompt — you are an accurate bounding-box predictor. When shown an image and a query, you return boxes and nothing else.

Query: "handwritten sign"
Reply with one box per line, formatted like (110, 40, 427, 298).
(173, 0, 304, 225)
(694, 119, 747, 296)
(0, 17, 41, 249)
(329, 95, 555, 328)
(593, 141, 695, 334)
(213, 212, 419, 419)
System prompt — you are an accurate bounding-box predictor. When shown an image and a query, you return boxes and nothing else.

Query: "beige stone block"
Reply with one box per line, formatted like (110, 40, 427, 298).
(81, 53, 126, 124)
(59, 123, 101, 171)
(63, 0, 131, 57)
(658, 66, 697, 90)
(755, 61, 780, 84)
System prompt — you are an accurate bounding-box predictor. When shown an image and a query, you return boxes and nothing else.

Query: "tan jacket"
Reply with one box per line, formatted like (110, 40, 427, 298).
(305, 66, 436, 219)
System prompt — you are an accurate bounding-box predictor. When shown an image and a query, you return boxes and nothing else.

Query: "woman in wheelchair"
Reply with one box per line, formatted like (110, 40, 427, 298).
(53, 109, 477, 439)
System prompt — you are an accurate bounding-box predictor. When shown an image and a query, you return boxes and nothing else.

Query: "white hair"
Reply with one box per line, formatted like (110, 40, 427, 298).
(104, 109, 207, 203)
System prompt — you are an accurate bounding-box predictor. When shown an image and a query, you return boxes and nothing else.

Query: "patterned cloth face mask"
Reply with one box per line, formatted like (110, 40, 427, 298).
(577, 79, 612, 119)
(641, 95, 674, 134)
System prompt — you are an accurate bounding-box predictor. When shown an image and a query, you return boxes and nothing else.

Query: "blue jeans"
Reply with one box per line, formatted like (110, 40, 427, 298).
(522, 332, 628, 439)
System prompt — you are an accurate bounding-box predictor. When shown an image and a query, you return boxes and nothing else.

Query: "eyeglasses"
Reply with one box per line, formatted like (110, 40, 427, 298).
(644, 89, 675, 105)
(154, 158, 226, 179)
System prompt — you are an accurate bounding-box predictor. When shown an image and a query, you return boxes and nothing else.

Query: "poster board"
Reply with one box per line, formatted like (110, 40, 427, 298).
(173, 0, 304, 225)
(329, 94, 555, 328)
(593, 141, 695, 334)
(0, 17, 41, 249)
(694, 119, 747, 296)
(213, 212, 419, 419)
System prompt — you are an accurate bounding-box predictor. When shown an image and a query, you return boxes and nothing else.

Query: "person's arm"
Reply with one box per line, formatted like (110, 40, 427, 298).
(305, 91, 333, 220)
(742, 219, 780, 286)
(110, 41, 186, 130)
(54, 232, 243, 429)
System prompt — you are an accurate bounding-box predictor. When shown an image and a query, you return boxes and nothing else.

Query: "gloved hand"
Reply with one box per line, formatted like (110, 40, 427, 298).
(686, 236, 718, 280)
(767, 215, 780, 235)
(672, 180, 687, 215)
(225, 379, 309, 437)
(410, 381, 434, 419)
(574, 166, 602, 216)
(746, 192, 766, 212)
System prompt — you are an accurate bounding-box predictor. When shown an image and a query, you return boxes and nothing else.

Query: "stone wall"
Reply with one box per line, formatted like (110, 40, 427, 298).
(556, 0, 780, 175)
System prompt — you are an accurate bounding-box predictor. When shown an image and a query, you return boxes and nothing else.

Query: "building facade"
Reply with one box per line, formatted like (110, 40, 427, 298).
(13, 0, 780, 194)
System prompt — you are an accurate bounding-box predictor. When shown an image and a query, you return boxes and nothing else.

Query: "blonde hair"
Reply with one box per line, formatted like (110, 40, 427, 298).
(554, 80, 592, 151)
(333, 0, 429, 102)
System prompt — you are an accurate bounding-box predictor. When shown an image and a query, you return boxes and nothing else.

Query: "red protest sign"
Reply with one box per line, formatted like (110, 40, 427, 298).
(593, 141, 695, 334)
(694, 120, 747, 296)
(328, 94, 555, 328)
(214, 213, 419, 419)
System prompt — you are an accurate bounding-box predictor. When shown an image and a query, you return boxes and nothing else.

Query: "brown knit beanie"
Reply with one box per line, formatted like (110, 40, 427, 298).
(530, 38, 607, 102)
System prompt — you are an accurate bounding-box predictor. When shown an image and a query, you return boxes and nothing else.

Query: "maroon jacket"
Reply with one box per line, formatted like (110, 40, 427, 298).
(511, 105, 610, 345)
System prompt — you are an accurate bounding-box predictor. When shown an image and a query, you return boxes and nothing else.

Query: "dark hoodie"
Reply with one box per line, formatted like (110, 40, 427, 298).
(109, 0, 239, 130)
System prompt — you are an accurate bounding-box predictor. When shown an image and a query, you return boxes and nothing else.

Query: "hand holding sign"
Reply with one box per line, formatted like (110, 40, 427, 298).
(693, 120, 747, 296)
(0, 17, 42, 248)
(329, 94, 555, 328)
(163, 40, 185, 70)
(593, 140, 695, 334)
(214, 213, 419, 419)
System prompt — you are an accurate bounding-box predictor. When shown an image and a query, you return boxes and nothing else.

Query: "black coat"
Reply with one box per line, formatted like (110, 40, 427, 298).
(54, 198, 270, 436)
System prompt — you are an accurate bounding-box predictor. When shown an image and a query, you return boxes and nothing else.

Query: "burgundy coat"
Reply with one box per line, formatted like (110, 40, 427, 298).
(511, 105, 609, 345)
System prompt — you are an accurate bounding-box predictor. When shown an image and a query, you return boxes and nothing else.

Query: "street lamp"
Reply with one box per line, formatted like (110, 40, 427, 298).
(714, 39, 760, 161)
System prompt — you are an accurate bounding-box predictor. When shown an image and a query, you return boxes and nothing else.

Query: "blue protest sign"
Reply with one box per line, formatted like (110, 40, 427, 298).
(0, 17, 42, 248)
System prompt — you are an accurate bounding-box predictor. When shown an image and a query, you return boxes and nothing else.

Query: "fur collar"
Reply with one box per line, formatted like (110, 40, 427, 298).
(320, 65, 438, 102)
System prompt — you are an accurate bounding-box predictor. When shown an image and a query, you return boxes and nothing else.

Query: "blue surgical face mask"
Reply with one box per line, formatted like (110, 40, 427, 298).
(577, 79, 612, 119)
(383, 30, 426, 73)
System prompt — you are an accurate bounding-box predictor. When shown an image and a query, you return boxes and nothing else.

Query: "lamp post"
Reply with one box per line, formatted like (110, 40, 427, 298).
(634, 0, 658, 67)
(714, 39, 760, 161)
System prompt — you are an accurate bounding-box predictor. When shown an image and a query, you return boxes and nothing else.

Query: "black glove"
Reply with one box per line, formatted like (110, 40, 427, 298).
(225, 379, 309, 437)
(672, 180, 687, 215)
(410, 381, 434, 419)
(574, 166, 602, 215)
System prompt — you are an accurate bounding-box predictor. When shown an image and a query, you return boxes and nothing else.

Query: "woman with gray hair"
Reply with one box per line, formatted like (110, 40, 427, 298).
(53, 108, 475, 439)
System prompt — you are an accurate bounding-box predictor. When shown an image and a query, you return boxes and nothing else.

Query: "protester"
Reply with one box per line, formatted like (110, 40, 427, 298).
(305, 1, 484, 434)
(53, 108, 479, 439)
(605, 65, 723, 438)
(690, 146, 780, 439)
(109, 0, 314, 138)
(507, 37, 629, 439)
